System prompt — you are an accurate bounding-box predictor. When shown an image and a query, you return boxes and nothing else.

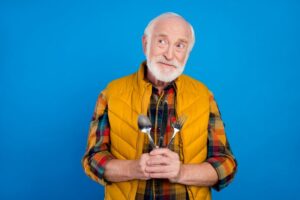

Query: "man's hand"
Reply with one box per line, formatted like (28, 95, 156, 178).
(145, 148, 181, 182)
(104, 149, 218, 186)
(104, 153, 151, 182)
(130, 153, 151, 180)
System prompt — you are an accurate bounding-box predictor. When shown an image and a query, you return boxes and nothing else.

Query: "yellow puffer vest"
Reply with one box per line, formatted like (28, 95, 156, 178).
(104, 63, 211, 200)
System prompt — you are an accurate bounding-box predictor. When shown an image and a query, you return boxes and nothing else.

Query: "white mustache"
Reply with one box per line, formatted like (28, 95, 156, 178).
(154, 56, 180, 68)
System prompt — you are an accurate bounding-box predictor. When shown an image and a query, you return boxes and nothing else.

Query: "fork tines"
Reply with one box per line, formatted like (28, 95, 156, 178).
(173, 115, 187, 129)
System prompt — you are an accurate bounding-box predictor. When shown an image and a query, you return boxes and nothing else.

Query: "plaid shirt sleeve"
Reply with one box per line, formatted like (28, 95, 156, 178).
(205, 91, 237, 191)
(82, 90, 115, 185)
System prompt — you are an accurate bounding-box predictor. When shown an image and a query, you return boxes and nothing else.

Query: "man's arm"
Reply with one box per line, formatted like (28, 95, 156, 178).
(205, 92, 237, 190)
(82, 91, 151, 184)
(82, 91, 115, 185)
(103, 154, 151, 182)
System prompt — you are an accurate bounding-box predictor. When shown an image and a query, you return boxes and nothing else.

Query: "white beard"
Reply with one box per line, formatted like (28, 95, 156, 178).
(146, 56, 186, 83)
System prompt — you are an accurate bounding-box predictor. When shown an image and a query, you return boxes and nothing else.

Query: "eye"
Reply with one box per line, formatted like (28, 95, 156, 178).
(158, 39, 167, 45)
(176, 43, 186, 49)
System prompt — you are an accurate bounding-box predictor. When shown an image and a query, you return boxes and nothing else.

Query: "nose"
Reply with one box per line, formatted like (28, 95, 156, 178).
(163, 46, 174, 61)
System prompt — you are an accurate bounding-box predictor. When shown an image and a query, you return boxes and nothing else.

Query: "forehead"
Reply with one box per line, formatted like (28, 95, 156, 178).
(151, 16, 192, 41)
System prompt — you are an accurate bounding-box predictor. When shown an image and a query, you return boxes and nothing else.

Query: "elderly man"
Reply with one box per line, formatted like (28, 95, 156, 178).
(82, 12, 237, 200)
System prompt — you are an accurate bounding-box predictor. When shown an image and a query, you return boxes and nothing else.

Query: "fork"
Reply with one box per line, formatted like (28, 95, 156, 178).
(167, 115, 187, 148)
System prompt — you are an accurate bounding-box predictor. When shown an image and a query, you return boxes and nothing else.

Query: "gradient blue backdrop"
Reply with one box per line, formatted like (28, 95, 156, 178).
(1, 0, 299, 199)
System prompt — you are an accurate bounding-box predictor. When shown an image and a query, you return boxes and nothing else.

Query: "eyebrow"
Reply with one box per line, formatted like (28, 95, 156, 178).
(155, 33, 189, 44)
(178, 39, 188, 44)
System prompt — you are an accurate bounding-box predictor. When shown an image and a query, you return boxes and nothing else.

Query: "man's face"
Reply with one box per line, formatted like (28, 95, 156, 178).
(144, 16, 192, 82)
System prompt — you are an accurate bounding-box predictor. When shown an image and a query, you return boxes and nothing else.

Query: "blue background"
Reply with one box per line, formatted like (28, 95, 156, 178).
(1, 0, 299, 199)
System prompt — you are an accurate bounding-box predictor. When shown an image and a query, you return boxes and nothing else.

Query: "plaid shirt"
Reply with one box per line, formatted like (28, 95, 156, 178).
(82, 82, 237, 199)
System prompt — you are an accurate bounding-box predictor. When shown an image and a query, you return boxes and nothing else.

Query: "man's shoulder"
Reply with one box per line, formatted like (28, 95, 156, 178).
(105, 72, 136, 94)
(109, 73, 135, 85)
(179, 74, 209, 92)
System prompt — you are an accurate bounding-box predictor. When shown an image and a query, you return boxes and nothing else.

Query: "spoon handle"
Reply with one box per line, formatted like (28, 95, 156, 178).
(147, 132, 157, 149)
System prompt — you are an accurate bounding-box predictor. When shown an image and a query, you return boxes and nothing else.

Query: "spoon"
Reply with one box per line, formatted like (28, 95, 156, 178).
(138, 115, 157, 149)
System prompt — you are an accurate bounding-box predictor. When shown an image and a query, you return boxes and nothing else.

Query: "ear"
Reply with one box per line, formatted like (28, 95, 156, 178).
(142, 35, 147, 55)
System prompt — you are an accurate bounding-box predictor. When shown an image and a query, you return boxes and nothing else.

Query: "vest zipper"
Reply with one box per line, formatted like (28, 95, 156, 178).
(154, 91, 165, 145)
(152, 90, 165, 199)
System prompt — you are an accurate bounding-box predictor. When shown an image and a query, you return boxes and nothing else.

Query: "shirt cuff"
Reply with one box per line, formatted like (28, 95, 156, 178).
(89, 152, 115, 185)
(205, 157, 235, 191)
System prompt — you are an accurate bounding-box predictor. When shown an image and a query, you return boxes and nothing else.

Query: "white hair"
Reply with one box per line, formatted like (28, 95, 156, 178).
(144, 12, 195, 52)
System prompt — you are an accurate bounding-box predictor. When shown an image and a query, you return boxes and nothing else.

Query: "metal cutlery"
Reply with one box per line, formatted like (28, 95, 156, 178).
(167, 115, 187, 148)
(138, 115, 157, 149)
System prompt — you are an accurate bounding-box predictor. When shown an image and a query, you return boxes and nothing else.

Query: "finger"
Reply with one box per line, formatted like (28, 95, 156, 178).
(145, 165, 169, 173)
(147, 156, 170, 165)
(150, 148, 173, 156)
(150, 148, 179, 160)
(149, 154, 165, 159)
(149, 172, 172, 179)
(140, 153, 150, 160)
(141, 172, 151, 180)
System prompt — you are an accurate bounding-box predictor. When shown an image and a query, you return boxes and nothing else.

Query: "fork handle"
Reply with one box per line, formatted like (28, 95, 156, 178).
(167, 129, 179, 148)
